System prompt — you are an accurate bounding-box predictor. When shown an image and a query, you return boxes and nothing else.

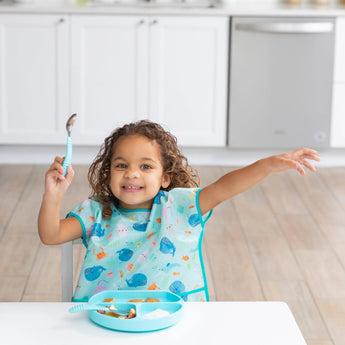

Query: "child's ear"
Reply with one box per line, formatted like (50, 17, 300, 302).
(161, 173, 171, 189)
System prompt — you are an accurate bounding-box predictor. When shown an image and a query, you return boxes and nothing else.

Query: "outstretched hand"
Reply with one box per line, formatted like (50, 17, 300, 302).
(269, 148, 321, 176)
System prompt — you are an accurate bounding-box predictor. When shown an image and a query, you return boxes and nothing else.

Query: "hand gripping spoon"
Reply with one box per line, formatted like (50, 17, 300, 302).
(62, 113, 77, 177)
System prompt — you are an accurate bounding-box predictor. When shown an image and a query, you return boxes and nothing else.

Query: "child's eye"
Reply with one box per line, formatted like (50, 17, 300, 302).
(141, 164, 151, 170)
(116, 163, 127, 169)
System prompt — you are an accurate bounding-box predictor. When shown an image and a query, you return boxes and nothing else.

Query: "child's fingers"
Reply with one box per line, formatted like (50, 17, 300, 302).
(302, 153, 321, 162)
(295, 162, 306, 176)
(49, 157, 65, 175)
(295, 148, 320, 162)
(65, 165, 75, 183)
(300, 159, 316, 172)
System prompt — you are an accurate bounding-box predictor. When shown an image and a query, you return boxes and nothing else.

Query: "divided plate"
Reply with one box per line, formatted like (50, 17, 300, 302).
(87, 290, 184, 332)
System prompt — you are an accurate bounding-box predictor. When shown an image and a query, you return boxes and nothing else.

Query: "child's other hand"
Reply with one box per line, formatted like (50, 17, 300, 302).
(44, 156, 75, 199)
(268, 148, 321, 176)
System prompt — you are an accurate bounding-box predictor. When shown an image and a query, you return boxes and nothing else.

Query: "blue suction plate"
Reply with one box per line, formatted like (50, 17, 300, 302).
(87, 290, 184, 332)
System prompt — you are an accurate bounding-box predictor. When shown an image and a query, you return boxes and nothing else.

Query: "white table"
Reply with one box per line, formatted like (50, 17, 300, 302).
(0, 302, 306, 345)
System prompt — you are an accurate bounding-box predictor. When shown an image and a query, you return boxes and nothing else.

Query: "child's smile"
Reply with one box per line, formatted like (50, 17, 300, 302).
(110, 134, 171, 210)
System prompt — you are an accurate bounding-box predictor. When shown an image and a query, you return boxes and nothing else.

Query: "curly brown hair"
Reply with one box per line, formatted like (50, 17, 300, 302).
(88, 120, 200, 217)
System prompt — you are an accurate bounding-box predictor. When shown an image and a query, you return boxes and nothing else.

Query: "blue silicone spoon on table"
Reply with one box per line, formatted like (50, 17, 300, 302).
(62, 113, 77, 176)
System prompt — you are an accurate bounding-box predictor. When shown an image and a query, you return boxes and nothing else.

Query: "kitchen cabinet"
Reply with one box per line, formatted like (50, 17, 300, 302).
(70, 15, 228, 146)
(0, 14, 69, 144)
(331, 16, 345, 147)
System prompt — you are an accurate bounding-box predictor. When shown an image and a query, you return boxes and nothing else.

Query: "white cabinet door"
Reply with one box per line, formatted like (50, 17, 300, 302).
(71, 15, 228, 147)
(71, 15, 149, 145)
(331, 17, 345, 147)
(0, 14, 69, 144)
(149, 16, 228, 146)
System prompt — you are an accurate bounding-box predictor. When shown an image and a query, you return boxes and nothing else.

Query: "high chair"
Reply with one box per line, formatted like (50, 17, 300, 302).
(61, 239, 82, 302)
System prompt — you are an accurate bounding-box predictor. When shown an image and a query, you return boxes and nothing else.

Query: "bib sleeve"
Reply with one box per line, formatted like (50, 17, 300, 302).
(66, 199, 103, 248)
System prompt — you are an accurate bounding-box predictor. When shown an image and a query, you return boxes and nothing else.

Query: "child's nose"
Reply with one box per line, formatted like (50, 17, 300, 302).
(125, 167, 140, 178)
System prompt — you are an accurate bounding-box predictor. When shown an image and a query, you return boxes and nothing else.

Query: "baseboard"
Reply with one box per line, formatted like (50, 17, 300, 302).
(1, 144, 344, 167)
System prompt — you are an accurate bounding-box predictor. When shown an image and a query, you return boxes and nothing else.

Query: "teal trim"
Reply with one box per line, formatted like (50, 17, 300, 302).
(195, 188, 213, 302)
(195, 188, 213, 227)
(178, 286, 207, 297)
(66, 212, 87, 248)
(72, 296, 88, 302)
(118, 206, 151, 213)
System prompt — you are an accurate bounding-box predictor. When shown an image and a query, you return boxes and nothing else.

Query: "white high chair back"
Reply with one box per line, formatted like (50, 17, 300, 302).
(61, 239, 82, 302)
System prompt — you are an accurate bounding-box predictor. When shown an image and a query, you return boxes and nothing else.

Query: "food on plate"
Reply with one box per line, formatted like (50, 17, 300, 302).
(142, 309, 170, 319)
(145, 298, 160, 303)
(97, 305, 136, 319)
(128, 298, 144, 303)
(127, 308, 136, 319)
(104, 298, 116, 303)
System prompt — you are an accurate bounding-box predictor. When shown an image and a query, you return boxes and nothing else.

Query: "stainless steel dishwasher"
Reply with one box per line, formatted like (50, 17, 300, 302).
(229, 17, 335, 148)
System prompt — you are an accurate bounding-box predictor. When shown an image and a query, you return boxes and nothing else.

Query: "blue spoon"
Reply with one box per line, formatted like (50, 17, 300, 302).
(68, 304, 127, 318)
(62, 113, 77, 176)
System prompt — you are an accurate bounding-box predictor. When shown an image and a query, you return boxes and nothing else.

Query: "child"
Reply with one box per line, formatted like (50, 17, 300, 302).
(38, 120, 320, 302)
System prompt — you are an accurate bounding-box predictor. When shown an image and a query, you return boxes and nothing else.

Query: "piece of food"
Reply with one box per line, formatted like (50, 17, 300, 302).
(145, 298, 160, 303)
(128, 299, 144, 303)
(104, 298, 116, 303)
(126, 308, 136, 319)
(142, 309, 170, 319)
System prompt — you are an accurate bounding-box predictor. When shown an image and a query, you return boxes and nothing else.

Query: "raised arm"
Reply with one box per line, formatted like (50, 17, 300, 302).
(38, 156, 82, 245)
(198, 148, 320, 215)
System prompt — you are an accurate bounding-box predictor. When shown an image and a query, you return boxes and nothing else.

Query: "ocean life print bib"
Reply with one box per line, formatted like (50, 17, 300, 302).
(67, 188, 212, 302)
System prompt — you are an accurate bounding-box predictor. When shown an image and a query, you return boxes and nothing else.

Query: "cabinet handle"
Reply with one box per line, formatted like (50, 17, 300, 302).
(58, 18, 65, 24)
(150, 20, 158, 25)
(235, 22, 334, 34)
(138, 19, 145, 25)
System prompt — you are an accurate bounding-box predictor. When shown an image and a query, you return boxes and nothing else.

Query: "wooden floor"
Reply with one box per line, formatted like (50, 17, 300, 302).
(1, 164, 345, 345)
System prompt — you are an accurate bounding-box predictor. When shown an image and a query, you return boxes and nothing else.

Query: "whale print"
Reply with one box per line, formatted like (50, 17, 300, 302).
(188, 214, 200, 227)
(91, 223, 105, 237)
(116, 248, 134, 261)
(160, 237, 176, 256)
(126, 273, 147, 287)
(133, 223, 148, 232)
(169, 280, 188, 301)
(84, 265, 106, 281)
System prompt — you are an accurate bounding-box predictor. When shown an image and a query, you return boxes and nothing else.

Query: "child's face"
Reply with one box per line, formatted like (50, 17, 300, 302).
(110, 134, 171, 209)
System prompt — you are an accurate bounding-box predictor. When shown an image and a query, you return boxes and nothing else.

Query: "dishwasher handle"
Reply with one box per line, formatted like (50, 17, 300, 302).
(235, 22, 334, 34)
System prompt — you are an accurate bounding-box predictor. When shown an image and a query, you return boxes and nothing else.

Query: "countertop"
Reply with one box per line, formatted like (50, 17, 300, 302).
(0, 0, 345, 16)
